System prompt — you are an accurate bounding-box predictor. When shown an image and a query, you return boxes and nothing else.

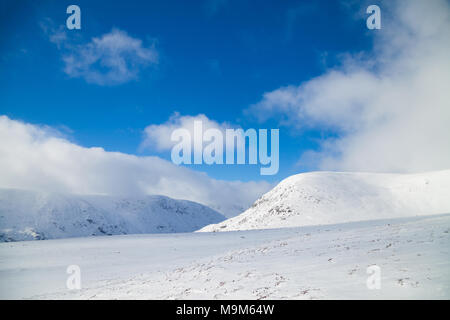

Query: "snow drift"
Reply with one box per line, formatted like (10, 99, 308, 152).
(200, 170, 450, 232)
(0, 188, 225, 241)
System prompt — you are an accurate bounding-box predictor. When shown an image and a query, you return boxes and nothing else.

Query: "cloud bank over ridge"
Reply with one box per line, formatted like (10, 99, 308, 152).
(0, 116, 271, 217)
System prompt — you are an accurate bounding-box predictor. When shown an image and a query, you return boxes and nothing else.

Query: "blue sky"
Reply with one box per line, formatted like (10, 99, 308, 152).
(1, 0, 376, 182)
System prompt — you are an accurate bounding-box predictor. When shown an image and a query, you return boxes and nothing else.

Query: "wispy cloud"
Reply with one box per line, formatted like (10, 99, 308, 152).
(246, 0, 450, 173)
(41, 21, 158, 86)
(40, 18, 68, 49)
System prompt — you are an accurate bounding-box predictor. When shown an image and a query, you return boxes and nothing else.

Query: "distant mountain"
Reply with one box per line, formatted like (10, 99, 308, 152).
(0, 188, 225, 241)
(200, 170, 450, 232)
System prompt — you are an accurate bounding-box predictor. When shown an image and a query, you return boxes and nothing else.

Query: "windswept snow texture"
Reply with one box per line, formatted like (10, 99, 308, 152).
(0, 188, 225, 242)
(0, 214, 449, 299)
(201, 170, 450, 232)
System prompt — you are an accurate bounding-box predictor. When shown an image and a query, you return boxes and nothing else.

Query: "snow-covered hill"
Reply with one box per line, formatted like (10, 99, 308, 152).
(200, 170, 450, 232)
(0, 188, 225, 242)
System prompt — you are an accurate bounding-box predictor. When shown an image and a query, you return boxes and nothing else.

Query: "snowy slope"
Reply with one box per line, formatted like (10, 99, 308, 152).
(200, 170, 450, 232)
(1, 214, 449, 299)
(0, 188, 225, 242)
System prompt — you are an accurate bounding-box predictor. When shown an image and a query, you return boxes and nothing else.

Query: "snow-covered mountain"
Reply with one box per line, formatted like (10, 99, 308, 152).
(0, 188, 225, 242)
(200, 170, 450, 232)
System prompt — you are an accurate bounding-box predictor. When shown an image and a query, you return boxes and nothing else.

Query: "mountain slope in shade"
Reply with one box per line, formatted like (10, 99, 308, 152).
(0, 188, 225, 242)
(200, 170, 450, 232)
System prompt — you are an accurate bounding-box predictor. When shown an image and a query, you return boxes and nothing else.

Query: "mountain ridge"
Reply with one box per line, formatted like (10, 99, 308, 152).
(0, 188, 225, 241)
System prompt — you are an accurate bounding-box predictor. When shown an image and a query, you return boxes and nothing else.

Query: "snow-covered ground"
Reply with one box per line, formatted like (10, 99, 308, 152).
(0, 188, 225, 242)
(201, 170, 450, 232)
(1, 214, 449, 299)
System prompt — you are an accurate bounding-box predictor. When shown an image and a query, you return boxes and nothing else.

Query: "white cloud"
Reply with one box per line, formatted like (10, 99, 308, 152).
(63, 29, 158, 85)
(246, 0, 450, 173)
(0, 116, 271, 217)
(141, 113, 234, 154)
(42, 23, 158, 86)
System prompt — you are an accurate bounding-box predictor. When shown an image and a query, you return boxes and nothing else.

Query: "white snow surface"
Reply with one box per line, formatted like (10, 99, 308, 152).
(0, 188, 225, 242)
(200, 170, 450, 232)
(0, 214, 449, 299)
